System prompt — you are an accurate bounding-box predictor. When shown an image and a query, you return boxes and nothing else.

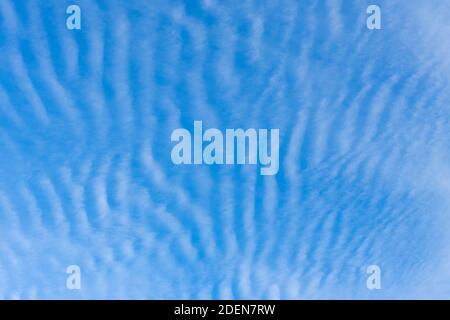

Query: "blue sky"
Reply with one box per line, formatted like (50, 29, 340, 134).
(0, 0, 450, 299)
